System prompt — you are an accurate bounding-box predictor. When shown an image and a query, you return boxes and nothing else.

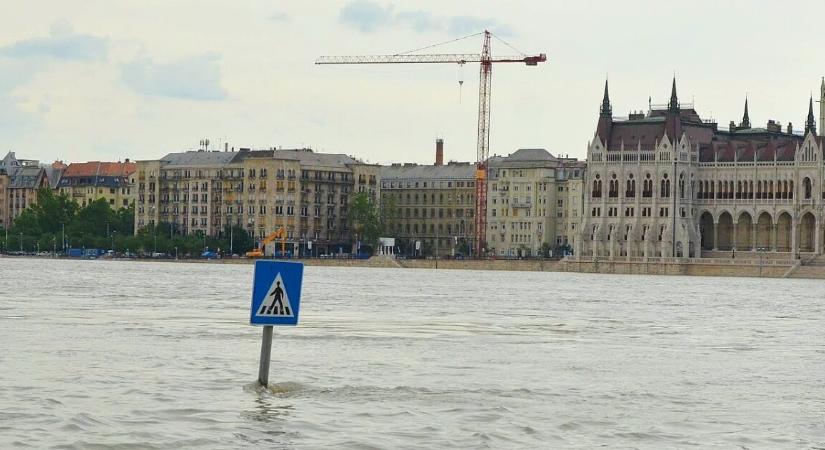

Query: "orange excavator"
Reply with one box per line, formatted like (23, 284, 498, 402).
(245, 227, 286, 258)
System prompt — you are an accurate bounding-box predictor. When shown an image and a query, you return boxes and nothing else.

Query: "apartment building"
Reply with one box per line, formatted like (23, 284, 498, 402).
(8, 166, 48, 222)
(133, 148, 379, 256)
(58, 161, 136, 208)
(0, 171, 8, 230)
(486, 148, 585, 257)
(380, 160, 476, 257)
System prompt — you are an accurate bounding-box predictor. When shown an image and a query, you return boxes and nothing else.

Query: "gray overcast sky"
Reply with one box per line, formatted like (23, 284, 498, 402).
(2, 0, 824, 165)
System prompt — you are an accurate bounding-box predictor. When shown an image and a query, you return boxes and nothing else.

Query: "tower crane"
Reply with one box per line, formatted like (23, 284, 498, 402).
(316, 31, 546, 257)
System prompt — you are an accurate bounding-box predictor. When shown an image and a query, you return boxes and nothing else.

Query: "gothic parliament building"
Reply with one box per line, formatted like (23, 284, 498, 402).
(576, 78, 825, 259)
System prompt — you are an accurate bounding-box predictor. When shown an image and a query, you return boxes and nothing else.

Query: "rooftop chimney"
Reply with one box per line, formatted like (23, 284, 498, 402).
(435, 139, 444, 166)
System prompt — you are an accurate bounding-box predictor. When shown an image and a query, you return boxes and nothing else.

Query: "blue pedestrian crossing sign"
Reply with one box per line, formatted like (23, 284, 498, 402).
(250, 261, 303, 326)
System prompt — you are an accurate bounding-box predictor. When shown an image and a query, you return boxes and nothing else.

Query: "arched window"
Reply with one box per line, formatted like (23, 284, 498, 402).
(592, 174, 602, 198)
(661, 174, 670, 198)
(609, 174, 619, 198)
(626, 174, 635, 198)
(643, 173, 653, 198)
(679, 173, 685, 199)
(804, 177, 812, 199)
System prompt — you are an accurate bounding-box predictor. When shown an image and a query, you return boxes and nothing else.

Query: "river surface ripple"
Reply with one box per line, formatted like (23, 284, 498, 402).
(1, 259, 825, 449)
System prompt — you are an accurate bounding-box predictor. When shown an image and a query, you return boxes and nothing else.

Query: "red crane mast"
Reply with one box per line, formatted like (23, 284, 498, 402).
(316, 31, 546, 257)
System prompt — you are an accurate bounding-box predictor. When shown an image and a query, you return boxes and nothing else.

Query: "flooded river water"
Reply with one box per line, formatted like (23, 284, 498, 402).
(1, 258, 824, 448)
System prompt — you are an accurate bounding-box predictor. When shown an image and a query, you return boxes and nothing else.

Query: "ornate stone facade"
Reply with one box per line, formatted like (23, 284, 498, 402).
(577, 79, 825, 259)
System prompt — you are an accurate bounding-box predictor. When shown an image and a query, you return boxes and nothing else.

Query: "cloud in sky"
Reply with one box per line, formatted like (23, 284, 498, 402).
(0, 20, 107, 61)
(0, 60, 43, 138)
(339, 0, 394, 33)
(269, 12, 290, 23)
(340, 0, 512, 37)
(121, 53, 227, 101)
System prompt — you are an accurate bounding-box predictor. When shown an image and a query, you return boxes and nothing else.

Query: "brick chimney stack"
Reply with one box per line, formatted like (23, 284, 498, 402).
(435, 139, 444, 166)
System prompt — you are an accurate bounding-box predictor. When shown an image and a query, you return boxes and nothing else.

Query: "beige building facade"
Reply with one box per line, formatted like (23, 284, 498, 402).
(487, 149, 585, 257)
(134, 148, 379, 255)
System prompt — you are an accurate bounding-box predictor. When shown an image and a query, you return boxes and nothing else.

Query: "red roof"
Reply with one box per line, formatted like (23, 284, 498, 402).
(63, 161, 136, 178)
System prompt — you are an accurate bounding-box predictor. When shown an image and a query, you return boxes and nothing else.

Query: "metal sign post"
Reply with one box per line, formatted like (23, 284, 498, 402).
(250, 260, 304, 387)
(258, 326, 273, 385)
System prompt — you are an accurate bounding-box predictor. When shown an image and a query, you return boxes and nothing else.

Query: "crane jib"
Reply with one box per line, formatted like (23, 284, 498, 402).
(314, 54, 546, 65)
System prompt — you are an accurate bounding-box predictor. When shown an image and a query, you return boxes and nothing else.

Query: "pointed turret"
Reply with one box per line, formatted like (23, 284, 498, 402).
(740, 97, 751, 129)
(600, 79, 612, 117)
(806, 95, 817, 135)
(820, 77, 825, 134)
(596, 79, 613, 143)
(668, 77, 679, 112)
(664, 77, 683, 140)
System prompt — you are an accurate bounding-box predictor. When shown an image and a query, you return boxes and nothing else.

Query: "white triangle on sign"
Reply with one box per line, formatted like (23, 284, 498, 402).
(256, 272, 294, 318)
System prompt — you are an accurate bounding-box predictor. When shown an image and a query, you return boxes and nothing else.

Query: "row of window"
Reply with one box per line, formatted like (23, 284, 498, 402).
(393, 222, 467, 235)
(591, 206, 693, 219)
(386, 192, 473, 205)
(382, 180, 473, 189)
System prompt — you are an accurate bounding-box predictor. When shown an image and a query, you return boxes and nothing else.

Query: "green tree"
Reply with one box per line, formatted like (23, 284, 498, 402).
(348, 191, 382, 252)
(113, 204, 135, 235)
(221, 224, 253, 255)
(32, 188, 78, 234)
(67, 198, 115, 246)
(10, 209, 41, 237)
(540, 242, 553, 258)
(379, 194, 397, 234)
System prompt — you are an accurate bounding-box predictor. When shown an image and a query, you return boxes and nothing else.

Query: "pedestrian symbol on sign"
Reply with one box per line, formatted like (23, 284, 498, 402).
(257, 273, 293, 317)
